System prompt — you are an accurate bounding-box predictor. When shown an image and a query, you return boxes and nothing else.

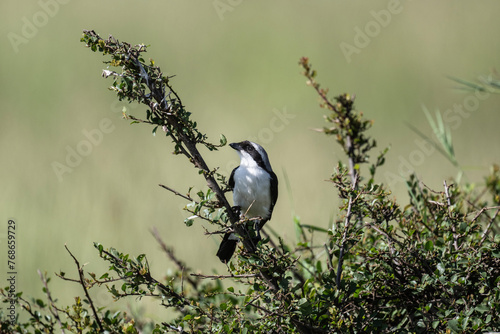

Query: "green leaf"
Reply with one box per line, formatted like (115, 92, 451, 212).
(299, 224, 329, 233)
(220, 134, 227, 146)
(448, 319, 460, 332)
(184, 218, 194, 227)
(475, 304, 490, 313)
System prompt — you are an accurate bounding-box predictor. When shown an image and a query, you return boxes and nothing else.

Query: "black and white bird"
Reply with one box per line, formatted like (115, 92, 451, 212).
(216, 141, 278, 263)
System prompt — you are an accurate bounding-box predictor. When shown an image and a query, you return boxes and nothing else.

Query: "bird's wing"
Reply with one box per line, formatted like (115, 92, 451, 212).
(228, 166, 238, 191)
(268, 171, 279, 219)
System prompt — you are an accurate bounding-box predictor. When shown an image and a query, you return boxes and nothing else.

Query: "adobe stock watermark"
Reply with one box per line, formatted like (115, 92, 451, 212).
(51, 99, 139, 183)
(441, 81, 492, 131)
(246, 107, 295, 145)
(212, 0, 244, 21)
(51, 118, 115, 182)
(384, 138, 435, 187)
(222, 106, 295, 174)
(339, 0, 409, 64)
(383, 79, 492, 187)
(7, 0, 71, 54)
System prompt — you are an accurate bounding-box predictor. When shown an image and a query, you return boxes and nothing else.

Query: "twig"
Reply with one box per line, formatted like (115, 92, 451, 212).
(56, 272, 123, 286)
(364, 222, 403, 248)
(64, 244, 103, 332)
(443, 180, 452, 207)
(190, 273, 256, 280)
(247, 302, 284, 318)
(159, 184, 195, 202)
(1, 290, 56, 331)
(468, 206, 500, 223)
(37, 270, 65, 333)
(345, 135, 358, 185)
(479, 208, 500, 246)
(324, 243, 335, 274)
(443, 180, 458, 251)
(336, 195, 353, 287)
(261, 229, 306, 286)
(151, 226, 199, 289)
(247, 302, 326, 334)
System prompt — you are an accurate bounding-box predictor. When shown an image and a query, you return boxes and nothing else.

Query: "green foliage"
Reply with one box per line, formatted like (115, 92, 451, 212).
(1, 32, 499, 333)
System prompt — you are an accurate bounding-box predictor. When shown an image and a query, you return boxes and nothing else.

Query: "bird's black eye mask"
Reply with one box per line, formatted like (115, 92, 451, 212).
(243, 143, 268, 172)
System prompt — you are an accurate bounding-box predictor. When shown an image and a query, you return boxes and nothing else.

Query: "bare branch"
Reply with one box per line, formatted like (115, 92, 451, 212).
(158, 184, 195, 202)
(190, 273, 256, 280)
(150, 226, 198, 289)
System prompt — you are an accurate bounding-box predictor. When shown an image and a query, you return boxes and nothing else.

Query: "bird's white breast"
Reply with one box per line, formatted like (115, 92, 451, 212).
(233, 165, 272, 219)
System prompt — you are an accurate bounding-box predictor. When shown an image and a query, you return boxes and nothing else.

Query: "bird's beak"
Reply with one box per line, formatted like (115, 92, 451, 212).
(229, 142, 241, 151)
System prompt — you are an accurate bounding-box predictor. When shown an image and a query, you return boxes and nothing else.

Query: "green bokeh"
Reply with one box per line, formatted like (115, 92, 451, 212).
(1, 0, 499, 319)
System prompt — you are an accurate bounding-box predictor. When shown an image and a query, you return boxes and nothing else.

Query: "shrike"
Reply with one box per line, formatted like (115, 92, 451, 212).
(216, 141, 278, 263)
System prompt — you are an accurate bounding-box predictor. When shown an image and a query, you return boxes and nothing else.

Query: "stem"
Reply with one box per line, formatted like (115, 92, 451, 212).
(158, 184, 194, 202)
(336, 195, 354, 287)
(37, 270, 66, 333)
(190, 273, 256, 280)
(443, 180, 458, 251)
(300, 58, 361, 290)
(479, 208, 499, 246)
(64, 245, 103, 332)
(150, 227, 198, 289)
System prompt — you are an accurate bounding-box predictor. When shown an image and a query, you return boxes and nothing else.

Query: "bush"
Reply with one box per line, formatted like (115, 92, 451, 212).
(1, 30, 499, 334)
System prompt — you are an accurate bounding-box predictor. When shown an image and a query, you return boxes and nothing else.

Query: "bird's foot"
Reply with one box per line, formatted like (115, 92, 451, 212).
(232, 205, 242, 217)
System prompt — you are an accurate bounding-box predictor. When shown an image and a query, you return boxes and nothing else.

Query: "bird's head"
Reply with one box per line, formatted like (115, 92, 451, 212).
(230, 141, 273, 172)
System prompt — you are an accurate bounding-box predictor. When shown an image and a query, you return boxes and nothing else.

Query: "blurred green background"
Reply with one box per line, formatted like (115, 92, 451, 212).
(2, 0, 500, 319)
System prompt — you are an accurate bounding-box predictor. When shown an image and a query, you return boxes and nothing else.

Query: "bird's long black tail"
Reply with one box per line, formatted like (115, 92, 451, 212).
(216, 218, 269, 263)
(216, 232, 238, 263)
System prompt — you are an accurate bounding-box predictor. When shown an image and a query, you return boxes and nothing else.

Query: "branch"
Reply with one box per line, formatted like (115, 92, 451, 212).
(150, 226, 198, 289)
(443, 180, 458, 251)
(64, 245, 103, 332)
(1, 289, 56, 331)
(190, 273, 256, 280)
(158, 184, 195, 202)
(364, 221, 404, 249)
(336, 195, 354, 287)
(82, 30, 260, 256)
(479, 208, 500, 246)
(37, 270, 66, 333)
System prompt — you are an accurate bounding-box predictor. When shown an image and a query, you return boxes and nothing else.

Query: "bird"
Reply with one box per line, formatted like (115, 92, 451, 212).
(216, 141, 278, 263)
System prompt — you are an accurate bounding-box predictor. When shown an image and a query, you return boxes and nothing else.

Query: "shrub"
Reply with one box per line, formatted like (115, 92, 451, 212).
(1, 30, 499, 334)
